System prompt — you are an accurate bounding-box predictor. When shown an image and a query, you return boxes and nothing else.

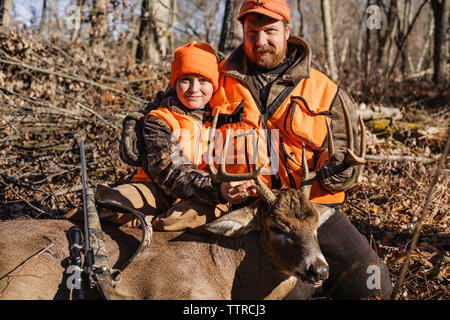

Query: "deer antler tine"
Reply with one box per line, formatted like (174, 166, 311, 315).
(359, 115, 366, 159)
(207, 108, 220, 177)
(219, 129, 231, 175)
(325, 117, 335, 160)
(206, 107, 278, 207)
(301, 143, 316, 201)
(344, 115, 366, 165)
(252, 160, 277, 206)
(330, 113, 367, 191)
(302, 143, 309, 179)
(341, 100, 355, 152)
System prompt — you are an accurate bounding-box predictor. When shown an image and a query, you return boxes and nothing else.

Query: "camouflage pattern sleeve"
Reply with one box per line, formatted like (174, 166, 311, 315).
(141, 114, 223, 206)
(119, 85, 176, 167)
(318, 89, 361, 192)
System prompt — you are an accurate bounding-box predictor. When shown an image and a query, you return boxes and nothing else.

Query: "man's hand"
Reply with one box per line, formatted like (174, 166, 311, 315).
(119, 112, 145, 167)
(220, 180, 257, 204)
(318, 148, 356, 191)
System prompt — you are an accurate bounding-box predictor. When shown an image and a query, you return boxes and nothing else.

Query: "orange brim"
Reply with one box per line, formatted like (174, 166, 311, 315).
(237, 8, 286, 22)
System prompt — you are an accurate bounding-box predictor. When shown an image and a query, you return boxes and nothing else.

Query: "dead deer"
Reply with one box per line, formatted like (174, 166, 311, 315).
(0, 106, 365, 300)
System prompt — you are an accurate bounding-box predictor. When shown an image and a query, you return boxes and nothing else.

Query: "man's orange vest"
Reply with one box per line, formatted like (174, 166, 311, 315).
(133, 106, 210, 182)
(209, 67, 345, 205)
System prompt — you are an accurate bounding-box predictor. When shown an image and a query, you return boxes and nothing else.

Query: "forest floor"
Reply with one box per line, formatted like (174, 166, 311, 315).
(0, 27, 448, 300)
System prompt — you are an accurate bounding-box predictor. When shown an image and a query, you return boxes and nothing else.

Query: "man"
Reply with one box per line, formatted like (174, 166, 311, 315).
(117, 0, 393, 299)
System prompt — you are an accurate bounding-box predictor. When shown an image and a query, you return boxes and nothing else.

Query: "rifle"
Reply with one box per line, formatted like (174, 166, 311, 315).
(66, 140, 116, 299)
(80, 140, 97, 288)
(66, 140, 151, 300)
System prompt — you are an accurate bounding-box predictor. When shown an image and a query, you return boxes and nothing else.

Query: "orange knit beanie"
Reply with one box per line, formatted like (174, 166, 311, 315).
(170, 41, 219, 92)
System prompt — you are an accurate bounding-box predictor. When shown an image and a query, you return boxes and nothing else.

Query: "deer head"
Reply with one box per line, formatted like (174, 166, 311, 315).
(198, 109, 339, 285)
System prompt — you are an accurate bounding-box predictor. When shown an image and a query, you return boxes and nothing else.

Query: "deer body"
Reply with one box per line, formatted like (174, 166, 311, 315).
(0, 208, 329, 300)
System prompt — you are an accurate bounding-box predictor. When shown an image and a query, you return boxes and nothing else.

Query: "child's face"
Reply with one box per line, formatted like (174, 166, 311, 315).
(176, 74, 214, 110)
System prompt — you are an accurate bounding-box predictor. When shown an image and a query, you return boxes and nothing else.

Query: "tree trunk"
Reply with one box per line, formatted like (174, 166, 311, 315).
(320, 0, 338, 82)
(0, 0, 13, 28)
(387, 0, 428, 77)
(39, 0, 47, 35)
(135, 0, 171, 64)
(416, 16, 434, 73)
(54, 0, 64, 36)
(48, 0, 54, 38)
(168, 0, 177, 53)
(218, 0, 243, 58)
(89, 0, 109, 45)
(431, 0, 449, 86)
(377, 1, 398, 66)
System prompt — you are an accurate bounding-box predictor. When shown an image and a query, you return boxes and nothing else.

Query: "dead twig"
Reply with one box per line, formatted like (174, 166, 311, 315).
(77, 102, 118, 130)
(0, 243, 55, 285)
(392, 132, 450, 299)
(0, 176, 47, 216)
(0, 57, 147, 107)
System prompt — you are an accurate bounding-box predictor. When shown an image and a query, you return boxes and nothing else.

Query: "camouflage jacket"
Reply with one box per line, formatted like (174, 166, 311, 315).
(140, 96, 223, 206)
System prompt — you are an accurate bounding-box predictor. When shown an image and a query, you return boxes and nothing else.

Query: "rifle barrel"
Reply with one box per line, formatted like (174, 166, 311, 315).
(80, 141, 94, 281)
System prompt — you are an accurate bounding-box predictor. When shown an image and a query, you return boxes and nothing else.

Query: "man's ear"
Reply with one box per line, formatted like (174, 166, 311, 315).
(285, 24, 290, 40)
(192, 201, 261, 237)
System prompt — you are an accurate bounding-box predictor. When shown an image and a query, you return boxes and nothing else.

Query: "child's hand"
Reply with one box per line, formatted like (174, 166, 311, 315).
(220, 181, 257, 204)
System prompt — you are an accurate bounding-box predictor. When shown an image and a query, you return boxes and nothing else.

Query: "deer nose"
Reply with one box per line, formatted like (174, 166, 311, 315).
(307, 264, 329, 281)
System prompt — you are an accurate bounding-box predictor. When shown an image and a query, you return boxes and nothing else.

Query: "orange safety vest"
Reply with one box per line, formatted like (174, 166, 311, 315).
(133, 106, 210, 182)
(208, 66, 345, 205)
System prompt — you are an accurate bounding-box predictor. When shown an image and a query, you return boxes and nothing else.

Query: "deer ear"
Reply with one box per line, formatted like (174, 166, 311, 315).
(194, 202, 261, 237)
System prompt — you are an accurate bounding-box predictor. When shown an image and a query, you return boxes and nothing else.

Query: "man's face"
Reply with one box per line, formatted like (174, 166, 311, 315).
(243, 14, 290, 68)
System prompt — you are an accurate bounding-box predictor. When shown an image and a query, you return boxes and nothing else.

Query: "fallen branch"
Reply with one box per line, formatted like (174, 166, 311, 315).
(35, 184, 84, 202)
(0, 176, 47, 215)
(77, 102, 118, 130)
(358, 106, 402, 121)
(365, 154, 442, 164)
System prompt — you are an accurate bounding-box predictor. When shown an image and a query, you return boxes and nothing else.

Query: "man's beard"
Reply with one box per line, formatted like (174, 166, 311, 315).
(251, 43, 287, 68)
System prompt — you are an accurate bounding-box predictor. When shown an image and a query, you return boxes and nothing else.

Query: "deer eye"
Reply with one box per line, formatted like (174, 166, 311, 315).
(269, 226, 284, 234)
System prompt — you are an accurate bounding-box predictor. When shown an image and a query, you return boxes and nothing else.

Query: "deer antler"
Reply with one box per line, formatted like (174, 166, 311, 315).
(301, 103, 366, 193)
(207, 108, 277, 206)
(321, 102, 366, 191)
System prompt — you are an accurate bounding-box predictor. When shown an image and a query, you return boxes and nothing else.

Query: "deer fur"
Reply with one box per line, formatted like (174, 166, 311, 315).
(0, 192, 334, 300)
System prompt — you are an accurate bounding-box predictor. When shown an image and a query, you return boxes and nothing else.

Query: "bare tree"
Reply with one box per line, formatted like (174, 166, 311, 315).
(431, 0, 449, 86)
(135, 0, 171, 64)
(416, 14, 434, 73)
(48, 0, 53, 37)
(39, 0, 47, 35)
(296, 0, 305, 36)
(320, 0, 338, 81)
(89, 0, 109, 45)
(71, 0, 86, 41)
(218, 0, 243, 58)
(387, 0, 429, 77)
(0, 0, 12, 28)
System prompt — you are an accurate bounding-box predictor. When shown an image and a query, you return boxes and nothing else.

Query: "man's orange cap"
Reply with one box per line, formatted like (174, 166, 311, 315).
(170, 41, 219, 92)
(238, 0, 291, 24)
